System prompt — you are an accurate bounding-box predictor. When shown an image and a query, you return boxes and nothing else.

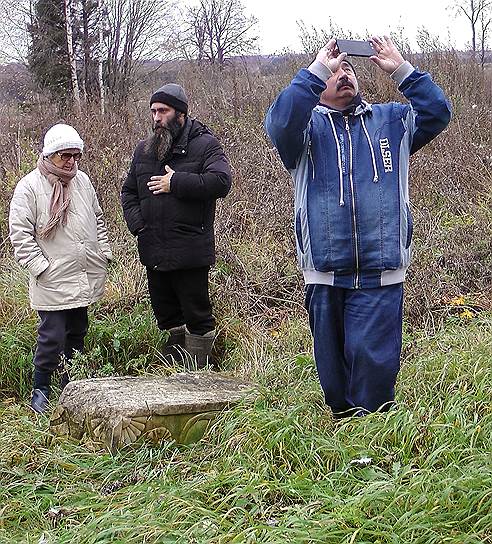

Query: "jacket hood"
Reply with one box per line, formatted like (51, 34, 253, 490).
(312, 99, 379, 207)
(172, 118, 213, 155)
(314, 100, 372, 117)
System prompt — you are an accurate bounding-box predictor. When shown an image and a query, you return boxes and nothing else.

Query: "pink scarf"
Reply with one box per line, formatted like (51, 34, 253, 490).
(37, 155, 78, 239)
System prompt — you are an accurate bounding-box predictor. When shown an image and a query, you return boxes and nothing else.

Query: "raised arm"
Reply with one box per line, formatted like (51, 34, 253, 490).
(265, 39, 347, 170)
(370, 35, 452, 153)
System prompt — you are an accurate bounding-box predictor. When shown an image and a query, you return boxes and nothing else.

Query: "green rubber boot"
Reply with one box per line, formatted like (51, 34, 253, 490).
(184, 329, 215, 370)
(160, 325, 186, 364)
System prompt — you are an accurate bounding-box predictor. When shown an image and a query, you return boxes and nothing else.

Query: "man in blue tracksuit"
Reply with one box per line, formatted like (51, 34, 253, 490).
(265, 36, 451, 418)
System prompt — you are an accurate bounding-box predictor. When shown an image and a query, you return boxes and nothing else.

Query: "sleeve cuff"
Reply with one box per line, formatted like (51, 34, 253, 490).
(170, 172, 186, 197)
(391, 61, 415, 86)
(100, 245, 113, 260)
(169, 173, 176, 193)
(308, 60, 333, 82)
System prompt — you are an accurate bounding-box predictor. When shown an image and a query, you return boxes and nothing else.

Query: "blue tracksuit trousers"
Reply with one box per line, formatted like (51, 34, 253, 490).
(305, 283, 403, 416)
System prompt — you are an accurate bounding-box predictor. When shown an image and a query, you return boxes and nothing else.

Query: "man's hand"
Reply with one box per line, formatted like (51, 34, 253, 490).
(148, 165, 175, 194)
(315, 38, 348, 73)
(369, 35, 405, 74)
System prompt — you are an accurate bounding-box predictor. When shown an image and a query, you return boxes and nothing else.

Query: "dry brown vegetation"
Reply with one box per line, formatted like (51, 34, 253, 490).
(1, 52, 492, 544)
(0, 51, 491, 342)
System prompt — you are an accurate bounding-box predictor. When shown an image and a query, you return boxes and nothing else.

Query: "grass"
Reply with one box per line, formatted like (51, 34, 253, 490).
(0, 300, 169, 399)
(0, 313, 491, 543)
(0, 49, 491, 543)
(0, 255, 171, 398)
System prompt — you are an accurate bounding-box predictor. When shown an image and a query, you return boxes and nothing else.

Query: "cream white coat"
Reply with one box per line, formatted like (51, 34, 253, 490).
(9, 168, 111, 311)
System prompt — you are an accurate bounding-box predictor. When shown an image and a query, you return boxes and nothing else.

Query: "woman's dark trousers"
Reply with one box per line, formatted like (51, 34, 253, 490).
(33, 306, 89, 392)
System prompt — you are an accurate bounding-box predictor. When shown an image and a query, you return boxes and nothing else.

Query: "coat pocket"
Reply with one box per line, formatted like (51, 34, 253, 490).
(36, 257, 60, 285)
(136, 227, 156, 267)
(36, 257, 57, 284)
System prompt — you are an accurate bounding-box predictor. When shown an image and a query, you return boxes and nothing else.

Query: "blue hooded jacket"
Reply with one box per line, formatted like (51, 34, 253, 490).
(265, 61, 451, 289)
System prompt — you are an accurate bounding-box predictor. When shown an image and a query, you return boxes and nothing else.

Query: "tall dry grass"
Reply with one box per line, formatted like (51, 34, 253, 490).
(0, 51, 491, 342)
(0, 52, 491, 542)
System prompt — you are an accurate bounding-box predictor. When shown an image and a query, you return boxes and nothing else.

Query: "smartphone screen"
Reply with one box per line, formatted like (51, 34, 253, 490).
(336, 39, 376, 58)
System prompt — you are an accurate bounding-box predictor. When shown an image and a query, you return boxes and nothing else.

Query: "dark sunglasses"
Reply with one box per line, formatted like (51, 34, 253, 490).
(56, 151, 82, 161)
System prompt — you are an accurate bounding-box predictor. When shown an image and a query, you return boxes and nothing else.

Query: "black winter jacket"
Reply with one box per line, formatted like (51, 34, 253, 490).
(121, 118, 232, 271)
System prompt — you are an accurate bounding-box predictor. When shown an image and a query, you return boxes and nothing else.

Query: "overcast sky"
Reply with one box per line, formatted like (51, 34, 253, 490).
(241, 0, 470, 54)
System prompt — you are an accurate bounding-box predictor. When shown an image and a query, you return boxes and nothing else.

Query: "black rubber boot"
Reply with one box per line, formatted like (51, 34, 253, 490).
(31, 388, 50, 414)
(160, 325, 186, 364)
(31, 368, 51, 414)
(184, 329, 215, 370)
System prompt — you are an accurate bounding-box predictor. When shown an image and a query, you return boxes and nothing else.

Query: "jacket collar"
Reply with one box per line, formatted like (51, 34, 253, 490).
(151, 117, 211, 161)
(314, 100, 372, 117)
(171, 117, 192, 156)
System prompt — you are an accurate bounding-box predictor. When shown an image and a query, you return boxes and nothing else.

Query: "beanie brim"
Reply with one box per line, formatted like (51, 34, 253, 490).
(42, 140, 84, 156)
(150, 92, 188, 115)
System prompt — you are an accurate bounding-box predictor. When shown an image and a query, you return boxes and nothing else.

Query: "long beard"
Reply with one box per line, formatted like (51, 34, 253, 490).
(144, 115, 183, 161)
(144, 128, 174, 161)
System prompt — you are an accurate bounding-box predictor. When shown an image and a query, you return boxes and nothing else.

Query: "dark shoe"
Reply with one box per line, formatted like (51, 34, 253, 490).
(159, 325, 186, 364)
(332, 407, 368, 420)
(60, 372, 70, 390)
(184, 329, 215, 370)
(31, 388, 50, 414)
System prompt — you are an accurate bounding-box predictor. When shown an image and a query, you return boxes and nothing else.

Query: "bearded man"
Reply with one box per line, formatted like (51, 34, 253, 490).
(121, 83, 232, 368)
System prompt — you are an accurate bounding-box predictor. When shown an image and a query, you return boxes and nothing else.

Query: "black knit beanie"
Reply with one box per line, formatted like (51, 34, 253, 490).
(342, 59, 357, 76)
(150, 83, 188, 115)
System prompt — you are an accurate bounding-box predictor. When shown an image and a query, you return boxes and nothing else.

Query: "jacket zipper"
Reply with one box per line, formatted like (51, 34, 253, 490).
(327, 113, 345, 206)
(308, 140, 315, 179)
(345, 116, 360, 289)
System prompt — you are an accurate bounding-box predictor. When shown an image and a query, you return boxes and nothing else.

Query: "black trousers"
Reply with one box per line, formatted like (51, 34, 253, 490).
(33, 307, 89, 377)
(146, 266, 215, 336)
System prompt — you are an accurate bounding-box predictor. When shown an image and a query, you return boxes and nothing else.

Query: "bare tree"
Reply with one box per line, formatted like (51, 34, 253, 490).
(478, 5, 492, 66)
(0, 0, 33, 63)
(450, 0, 492, 60)
(297, 19, 359, 56)
(79, 0, 92, 100)
(103, 0, 175, 101)
(181, 0, 258, 66)
(1, 0, 177, 107)
(97, 0, 105, 113)
(182, 3, 207, 62)
(64, 0, 82, 113)
(76, 0, 105, 108)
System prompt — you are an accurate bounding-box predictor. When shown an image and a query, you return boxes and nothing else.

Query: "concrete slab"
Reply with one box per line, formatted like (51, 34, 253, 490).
(50, 372, 255, 450)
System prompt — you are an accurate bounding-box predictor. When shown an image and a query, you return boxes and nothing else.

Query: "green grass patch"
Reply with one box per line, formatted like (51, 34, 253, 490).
(0, 298, 167, 399)
(0, 315, 491, 543)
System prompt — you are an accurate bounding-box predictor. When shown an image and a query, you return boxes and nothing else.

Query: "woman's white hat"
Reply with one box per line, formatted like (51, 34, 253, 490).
(42, 124, 84, 156)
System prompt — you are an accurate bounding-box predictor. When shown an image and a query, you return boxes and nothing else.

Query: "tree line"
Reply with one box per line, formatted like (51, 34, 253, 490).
(0, 0, 258, 111)
(0, 0, 490, 112)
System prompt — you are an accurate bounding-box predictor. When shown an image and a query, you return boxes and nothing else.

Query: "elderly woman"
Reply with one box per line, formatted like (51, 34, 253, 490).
(9, 123, 112, 414)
